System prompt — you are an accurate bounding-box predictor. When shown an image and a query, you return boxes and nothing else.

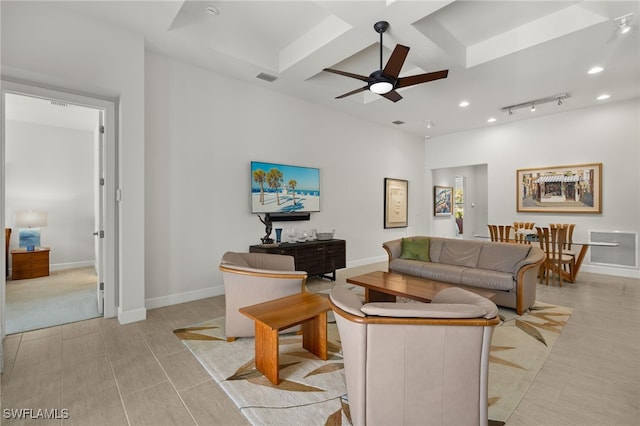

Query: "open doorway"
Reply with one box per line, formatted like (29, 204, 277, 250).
(1, 82, 117, 342)
(4, 93, 101, 333)
(4, 93, 104, 333)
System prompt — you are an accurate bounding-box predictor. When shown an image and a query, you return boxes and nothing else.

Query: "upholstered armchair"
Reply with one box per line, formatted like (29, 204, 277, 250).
(219, 252, 307, 341)
(329, 285, 500, 426)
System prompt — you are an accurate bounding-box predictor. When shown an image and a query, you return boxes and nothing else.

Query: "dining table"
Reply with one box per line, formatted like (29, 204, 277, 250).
(479, 229, 619, 283)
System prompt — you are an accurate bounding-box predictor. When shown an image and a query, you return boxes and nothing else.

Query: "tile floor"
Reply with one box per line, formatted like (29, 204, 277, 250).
(1, 267, 638, 425)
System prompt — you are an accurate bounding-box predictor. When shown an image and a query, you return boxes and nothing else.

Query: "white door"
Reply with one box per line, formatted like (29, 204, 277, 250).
(94, 111, 105, 314)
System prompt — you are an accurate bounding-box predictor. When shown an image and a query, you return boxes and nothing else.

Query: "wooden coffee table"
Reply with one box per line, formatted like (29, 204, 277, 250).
(346, 271, 495, 303)
(239, 292, 330, 385)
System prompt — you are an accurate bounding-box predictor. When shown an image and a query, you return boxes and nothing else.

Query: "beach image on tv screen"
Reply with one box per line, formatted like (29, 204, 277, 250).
(251, 162, 320, 213)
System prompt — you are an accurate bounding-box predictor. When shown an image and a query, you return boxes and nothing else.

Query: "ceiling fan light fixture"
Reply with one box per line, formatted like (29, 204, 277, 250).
(370, 81, 393, 94)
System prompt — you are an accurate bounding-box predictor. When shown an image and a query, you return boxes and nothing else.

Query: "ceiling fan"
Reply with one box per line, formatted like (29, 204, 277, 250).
(323, 21, 449, 102)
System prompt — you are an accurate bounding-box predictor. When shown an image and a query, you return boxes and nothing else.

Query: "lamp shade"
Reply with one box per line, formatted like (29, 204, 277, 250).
(14, 211, 47, 228)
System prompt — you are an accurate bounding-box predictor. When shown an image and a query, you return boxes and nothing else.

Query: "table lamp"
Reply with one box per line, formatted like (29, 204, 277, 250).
(14, 210, 47, 251)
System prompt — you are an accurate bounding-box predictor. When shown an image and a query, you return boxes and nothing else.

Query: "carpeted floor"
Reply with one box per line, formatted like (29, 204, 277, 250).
(5, 266, 101, 334)
(175, 297, 572, 425)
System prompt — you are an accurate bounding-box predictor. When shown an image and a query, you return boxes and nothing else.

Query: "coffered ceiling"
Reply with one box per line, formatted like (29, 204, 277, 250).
(12, 1, 640, 138)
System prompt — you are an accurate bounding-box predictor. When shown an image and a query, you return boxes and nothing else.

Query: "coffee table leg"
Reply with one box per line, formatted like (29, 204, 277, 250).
(302, 312, 328, 360)
(365, 288, 396, 303)
(255, 322, 280, 385)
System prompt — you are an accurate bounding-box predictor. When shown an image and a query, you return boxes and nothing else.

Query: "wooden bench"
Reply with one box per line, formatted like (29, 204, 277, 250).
(239, 292, 330, 385)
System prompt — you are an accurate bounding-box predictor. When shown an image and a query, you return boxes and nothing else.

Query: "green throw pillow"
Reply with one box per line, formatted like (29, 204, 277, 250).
(400, 237, 431, 262)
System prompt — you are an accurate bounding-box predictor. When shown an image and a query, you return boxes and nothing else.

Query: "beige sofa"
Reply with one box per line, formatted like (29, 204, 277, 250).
(383, 237, 545, 314)
(330, 284, 500, 426)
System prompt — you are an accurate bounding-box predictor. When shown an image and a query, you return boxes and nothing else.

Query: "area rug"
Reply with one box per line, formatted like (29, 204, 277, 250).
(174, 302, 572, 426)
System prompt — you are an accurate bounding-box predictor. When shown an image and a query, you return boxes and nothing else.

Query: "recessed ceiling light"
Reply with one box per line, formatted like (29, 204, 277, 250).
(459, 100, 470, 107)
(487, 117, 496, 123)
(588, 66, 604, 74)
(597, 93, 611, 101)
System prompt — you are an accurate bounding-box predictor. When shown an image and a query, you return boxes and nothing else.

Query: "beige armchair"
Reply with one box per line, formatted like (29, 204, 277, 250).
(219, 252, 307, 341)
(330, 285, 500, 426)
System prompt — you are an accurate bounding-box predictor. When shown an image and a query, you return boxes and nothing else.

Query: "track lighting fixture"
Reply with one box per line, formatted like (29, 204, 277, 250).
(501, 93, 569, 116)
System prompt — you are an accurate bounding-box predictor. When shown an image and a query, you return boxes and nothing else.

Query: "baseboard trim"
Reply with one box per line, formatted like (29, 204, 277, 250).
(347, 255, 387, 269)
(50, 261, 95, 272)
(145, 285, 225, 310)
(581, 264, 640, 279)
(118, 307, 147, 324)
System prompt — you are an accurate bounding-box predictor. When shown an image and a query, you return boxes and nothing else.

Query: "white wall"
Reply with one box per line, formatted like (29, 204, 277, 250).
(426, 98, 640, 277)
(5, 121, 94, 269)
(1, 1, 146, 322)
(144, 52, 426, 306)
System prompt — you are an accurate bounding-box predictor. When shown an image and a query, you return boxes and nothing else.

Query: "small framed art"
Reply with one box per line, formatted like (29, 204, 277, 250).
(384, 178, 408, 228)
(434, 186, 453, 216)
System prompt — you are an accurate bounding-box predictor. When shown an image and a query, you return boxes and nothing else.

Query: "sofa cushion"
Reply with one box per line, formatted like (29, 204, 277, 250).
(400, 237, 431, 262)
(361, 302, 487, 319)
(416, 262, 466, 284)
(477, 243, 531, 275)
(389, 258, 427, 277)
(438, 239, 482, 267)
(460, 268, 514, 291)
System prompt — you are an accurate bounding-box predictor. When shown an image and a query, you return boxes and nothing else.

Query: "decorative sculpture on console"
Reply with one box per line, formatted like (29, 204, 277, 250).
(258, 214, 274, 244)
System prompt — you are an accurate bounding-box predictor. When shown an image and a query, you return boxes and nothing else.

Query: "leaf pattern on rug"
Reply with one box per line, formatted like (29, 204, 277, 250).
(515, 319, 547, 346)
(324, 396, 351, 426)
(488, 396, 500, 407)
(248, 375, 326, 392)
(489, 354, 526, 371)
(304, 362, 344, 379)
(172, 326, 224, 341)
(325, 408, 343, 426)
(529, 312, 569, 330)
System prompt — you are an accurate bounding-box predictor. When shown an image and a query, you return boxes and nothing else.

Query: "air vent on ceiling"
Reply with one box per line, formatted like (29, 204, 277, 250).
(392, 120, 405, 125)
(256, 73, 278, 83)
(51, 100, 68, 107)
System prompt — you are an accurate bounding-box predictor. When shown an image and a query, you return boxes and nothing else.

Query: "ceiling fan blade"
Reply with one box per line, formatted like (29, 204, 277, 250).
(335, 86, 368, 99)
(323, 68, 370, 82)
(396, 70, 449, 89)
(381, 90, 403, 102)
(382, 45, 410, 79)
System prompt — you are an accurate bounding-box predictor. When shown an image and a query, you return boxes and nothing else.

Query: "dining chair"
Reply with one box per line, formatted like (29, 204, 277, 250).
(513, 222, 535, 244)
(488, 224, 512, 242)
(550, 223, 576, 256)
(536, 226, 574, 286)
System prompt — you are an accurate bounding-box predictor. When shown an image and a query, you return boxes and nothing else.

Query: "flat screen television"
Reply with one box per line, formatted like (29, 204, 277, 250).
(251, 161, 320, 214)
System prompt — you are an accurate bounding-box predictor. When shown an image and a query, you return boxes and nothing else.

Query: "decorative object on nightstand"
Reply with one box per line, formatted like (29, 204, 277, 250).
(14, 210, 47, 251)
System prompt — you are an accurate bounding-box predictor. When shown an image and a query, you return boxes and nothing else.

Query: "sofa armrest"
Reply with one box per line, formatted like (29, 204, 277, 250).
(382, 239, 402, 261)
(514, 246, 545, 314)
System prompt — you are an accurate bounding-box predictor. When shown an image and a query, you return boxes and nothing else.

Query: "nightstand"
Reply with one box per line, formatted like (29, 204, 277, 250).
(10, 247, 50, 280)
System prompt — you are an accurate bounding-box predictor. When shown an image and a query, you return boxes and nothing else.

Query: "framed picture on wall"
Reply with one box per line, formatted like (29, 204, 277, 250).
(384, 178, 408, 228)
(516, 163, 602, 213)
(434, 186, 453, 216)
